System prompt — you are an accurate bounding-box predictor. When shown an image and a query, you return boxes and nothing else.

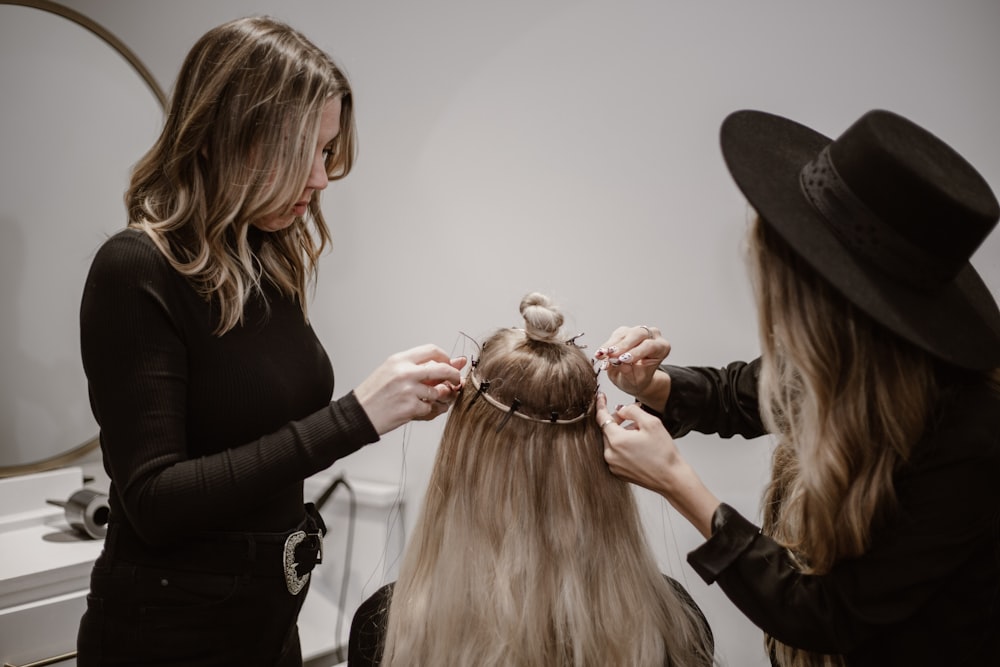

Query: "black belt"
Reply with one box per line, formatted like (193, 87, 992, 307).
(107, 502, 326, 596)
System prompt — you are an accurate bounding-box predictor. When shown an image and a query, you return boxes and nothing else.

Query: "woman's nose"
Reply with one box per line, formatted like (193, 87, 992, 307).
(306, 155, 329, 191)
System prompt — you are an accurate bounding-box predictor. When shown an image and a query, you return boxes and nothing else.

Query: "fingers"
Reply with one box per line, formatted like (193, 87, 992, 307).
(426, 379, 461, 404)
(418, 359, 462, 386)
(594, 325, 670, 368)
(612, 401, 647, 425)
(596, 394, 650, 433)
(398, 343, 454, 364)
(356, 345, 468, 434)
(595, 393, 617, 432)
(411, 353, 467, 420)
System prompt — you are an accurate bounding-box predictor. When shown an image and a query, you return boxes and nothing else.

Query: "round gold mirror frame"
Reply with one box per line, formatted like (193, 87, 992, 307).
(0, 0, 167, 478)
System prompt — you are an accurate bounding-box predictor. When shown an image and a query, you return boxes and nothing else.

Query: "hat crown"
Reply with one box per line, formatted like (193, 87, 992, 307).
(827, 110, 999, 285)
(720, 108, 1000, 370)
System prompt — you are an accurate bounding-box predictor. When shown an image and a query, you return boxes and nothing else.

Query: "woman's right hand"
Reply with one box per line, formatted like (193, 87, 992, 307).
(595, 393, 719, 538)
(354, 344, 466, 435)
(595, 324, 672, 405)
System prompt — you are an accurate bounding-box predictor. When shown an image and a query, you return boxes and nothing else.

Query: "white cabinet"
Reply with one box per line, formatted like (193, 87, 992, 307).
(0, 468, 104, 667)
(0, 469, 401, 667)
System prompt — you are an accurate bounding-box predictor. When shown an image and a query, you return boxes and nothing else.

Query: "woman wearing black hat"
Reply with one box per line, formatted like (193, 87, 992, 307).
(593, 109, 1000, 666)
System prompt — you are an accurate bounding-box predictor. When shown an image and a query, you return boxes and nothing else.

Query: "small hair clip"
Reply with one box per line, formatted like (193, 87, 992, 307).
(496, 398, 521, 432)
(565, 332, 587, 349)
(467, 370, 590, 426)
(469, 377, 490, 407)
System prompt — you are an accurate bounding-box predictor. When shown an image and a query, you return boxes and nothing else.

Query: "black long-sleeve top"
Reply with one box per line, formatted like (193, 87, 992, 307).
(80, 228, 379, 546)
(662, 360, 1000, 665)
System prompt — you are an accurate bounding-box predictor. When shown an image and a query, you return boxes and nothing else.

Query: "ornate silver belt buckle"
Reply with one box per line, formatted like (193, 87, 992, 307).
(282, 530, 313, 596)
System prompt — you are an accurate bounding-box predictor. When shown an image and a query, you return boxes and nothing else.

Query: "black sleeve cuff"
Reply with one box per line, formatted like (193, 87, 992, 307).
(687, 503, 761, 584)
(333, 390, 380, 445)
(660, 360, 765, 439)
(658, 365, 715, 437)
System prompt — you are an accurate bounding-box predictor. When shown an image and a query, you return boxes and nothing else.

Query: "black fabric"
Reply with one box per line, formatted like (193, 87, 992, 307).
(104, 502, 325, 579)
(687, 503, 759, 584)
(77, 229, 380, 664)
(657, 359, 764, 439)
(348, 583, 392, 666)
(77, 560, 307, 666)
(347, 577, 714, 667)
(674, 360, 1000, 665)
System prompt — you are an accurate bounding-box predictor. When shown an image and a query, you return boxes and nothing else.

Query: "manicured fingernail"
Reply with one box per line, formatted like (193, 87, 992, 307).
(608, 346, 618, 354)
(619, 352, 632, 363)
(595, 348, 606, 358)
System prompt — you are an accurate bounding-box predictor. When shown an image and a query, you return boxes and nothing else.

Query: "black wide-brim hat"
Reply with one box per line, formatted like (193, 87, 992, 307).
(720, 109, 1000, 370)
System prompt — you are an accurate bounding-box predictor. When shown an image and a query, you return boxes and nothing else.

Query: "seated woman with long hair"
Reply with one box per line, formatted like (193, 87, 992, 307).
(348, 292, 714, 666)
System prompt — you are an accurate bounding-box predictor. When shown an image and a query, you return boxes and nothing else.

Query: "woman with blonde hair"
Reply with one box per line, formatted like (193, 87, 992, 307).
(77, 16, 463, 666)
(348, 293, 714, 666)
(595, 109, 1000, 665)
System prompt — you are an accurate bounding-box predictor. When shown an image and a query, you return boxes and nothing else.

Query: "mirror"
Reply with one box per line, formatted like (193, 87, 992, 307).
(0, 0, 166, 476)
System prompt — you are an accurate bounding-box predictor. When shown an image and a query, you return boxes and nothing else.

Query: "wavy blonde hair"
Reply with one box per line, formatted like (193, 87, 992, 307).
(126, 16, 357, 333)
(748, 218, 943, 667)
(380, 293, 714, 666)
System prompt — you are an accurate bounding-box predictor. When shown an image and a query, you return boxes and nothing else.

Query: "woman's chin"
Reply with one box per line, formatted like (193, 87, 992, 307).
(251, 215, 297, 232)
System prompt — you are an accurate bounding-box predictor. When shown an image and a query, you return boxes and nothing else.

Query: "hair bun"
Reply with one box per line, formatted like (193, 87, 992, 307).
(519, 292, 564, 343)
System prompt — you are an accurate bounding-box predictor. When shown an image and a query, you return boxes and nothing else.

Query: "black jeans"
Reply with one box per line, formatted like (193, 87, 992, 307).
(76, 507, 326, 667)
(76, 560, 308, 666)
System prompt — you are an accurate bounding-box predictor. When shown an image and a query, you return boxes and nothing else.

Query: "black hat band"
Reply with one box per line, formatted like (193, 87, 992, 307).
(799, 146, 950, 292)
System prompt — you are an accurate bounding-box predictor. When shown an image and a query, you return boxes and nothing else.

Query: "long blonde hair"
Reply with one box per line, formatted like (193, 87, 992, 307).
(380, 293, 714, 666)
(749, 218, 941, 666)
(126, 16, 357, 333)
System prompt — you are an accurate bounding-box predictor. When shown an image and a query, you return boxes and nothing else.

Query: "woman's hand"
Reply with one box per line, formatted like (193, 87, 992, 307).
(595, 325, 672, 410)
(596, 393, 720, 538)
(355, 344, 466, 435)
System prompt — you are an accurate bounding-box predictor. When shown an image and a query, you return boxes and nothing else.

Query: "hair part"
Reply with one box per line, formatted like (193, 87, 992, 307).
(126, 16, 357, 333)
(380, 293, 713, 666)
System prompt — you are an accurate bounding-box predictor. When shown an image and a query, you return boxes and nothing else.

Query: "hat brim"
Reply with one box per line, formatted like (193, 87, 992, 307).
(720, 110, 1000, 370)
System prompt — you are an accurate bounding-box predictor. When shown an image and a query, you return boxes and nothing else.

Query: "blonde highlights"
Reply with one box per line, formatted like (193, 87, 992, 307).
(380, 293, 713, 666)
(748, 218, 939, 667)
(126, 16, 357, 333)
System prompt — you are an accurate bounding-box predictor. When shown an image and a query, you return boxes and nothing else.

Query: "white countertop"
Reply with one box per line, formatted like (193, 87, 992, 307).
(0, 468, 105, 610)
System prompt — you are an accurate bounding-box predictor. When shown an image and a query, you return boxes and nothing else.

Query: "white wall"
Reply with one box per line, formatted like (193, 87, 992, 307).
(35, 1, 1000, 664)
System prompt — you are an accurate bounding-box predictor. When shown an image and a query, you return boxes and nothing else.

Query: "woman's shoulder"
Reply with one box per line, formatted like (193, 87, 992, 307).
(88, 227, 174, 282)
(904, 375, 1000, 495)
(93, 227, 160, 262)
(929, 375, 1000, 454)
(355, 582, 394, 623)
(348, 582, 395, 667)
(82, 228, 195, 316)
(661, 574, 714, 658)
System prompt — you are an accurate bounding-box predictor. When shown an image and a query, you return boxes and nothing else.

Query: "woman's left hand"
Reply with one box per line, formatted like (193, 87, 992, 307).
(413, 356, 467, 422)
(595, 393, 679, 495)
(596, 393, 720, 538)
(355, 345, 467, 435)
(594, 325, 672, 409)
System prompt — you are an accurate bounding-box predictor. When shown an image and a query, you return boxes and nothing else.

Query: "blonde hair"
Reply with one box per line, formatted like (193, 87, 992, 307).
(749, 218, 940, 667)
(126, 16, 357, 333)
(379, 293, 713, 667)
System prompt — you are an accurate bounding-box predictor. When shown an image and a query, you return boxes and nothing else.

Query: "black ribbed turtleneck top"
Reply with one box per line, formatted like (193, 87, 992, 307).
(80, 228, 378, 546)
